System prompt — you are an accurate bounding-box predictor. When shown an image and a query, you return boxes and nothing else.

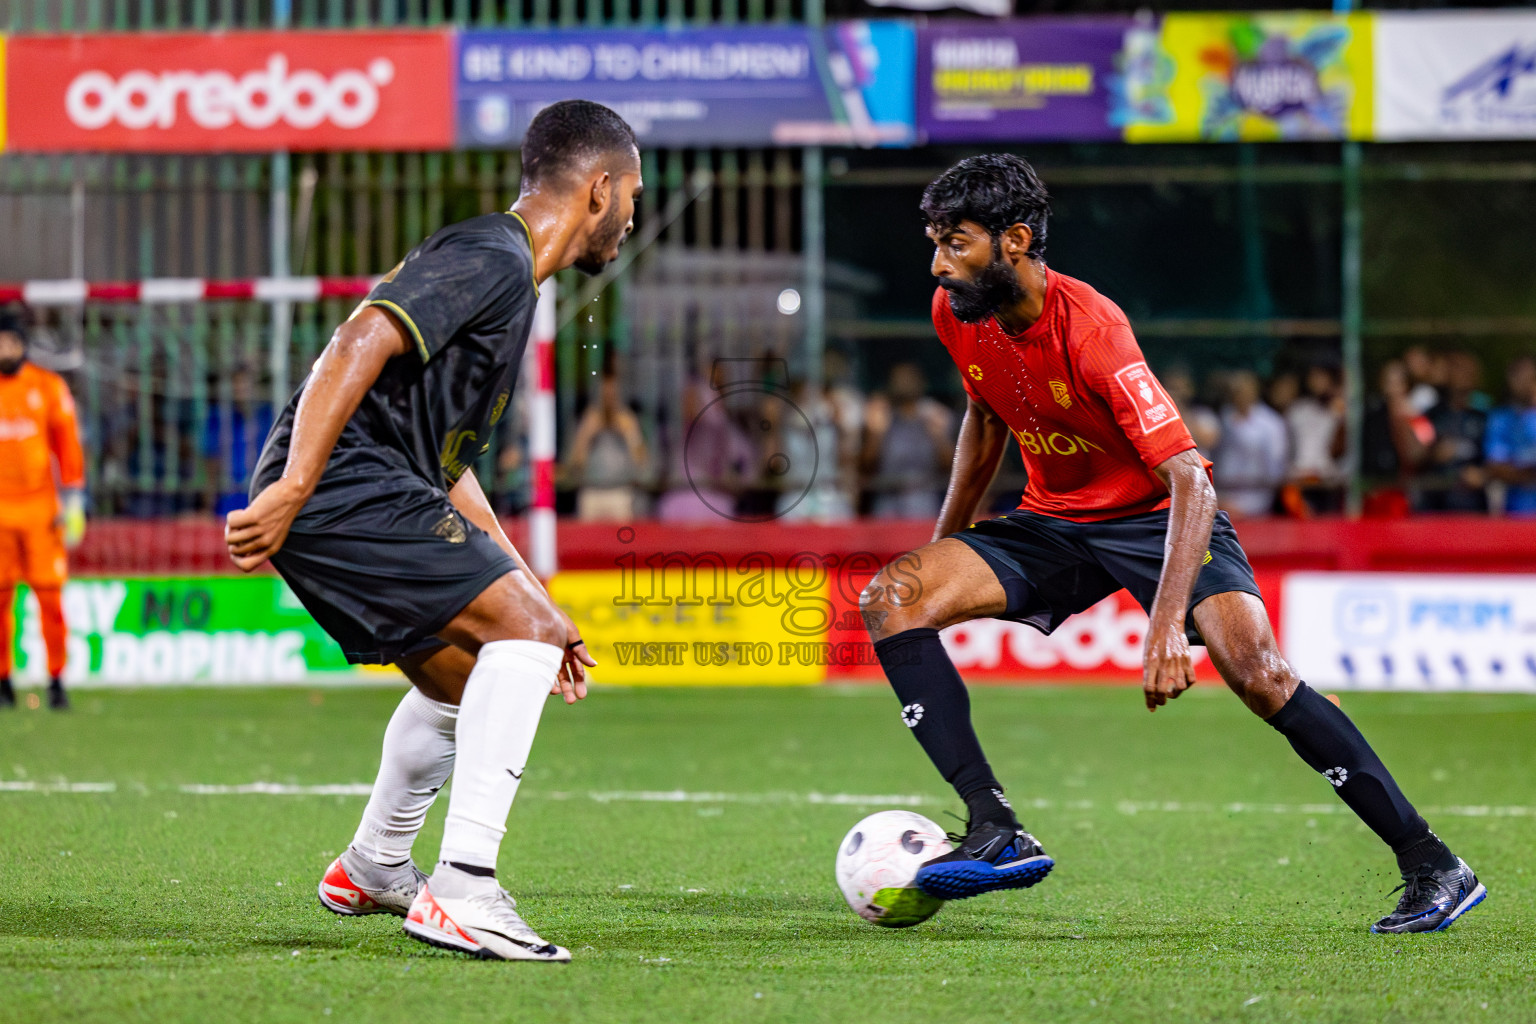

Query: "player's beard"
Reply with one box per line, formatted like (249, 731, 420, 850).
(572, 203, 627, 277)
(0, 355, 23, 376)
(941, 239, 1026, 324)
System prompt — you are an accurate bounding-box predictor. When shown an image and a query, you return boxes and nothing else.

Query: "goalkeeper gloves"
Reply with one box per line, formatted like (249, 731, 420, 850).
(61, 489, 87, 549)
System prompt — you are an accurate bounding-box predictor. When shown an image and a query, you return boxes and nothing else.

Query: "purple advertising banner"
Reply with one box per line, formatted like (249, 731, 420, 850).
(917, 18, 1133, 142)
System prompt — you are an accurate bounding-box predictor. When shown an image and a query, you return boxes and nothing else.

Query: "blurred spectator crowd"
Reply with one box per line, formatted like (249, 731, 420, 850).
(1166, 345, 1536, 520)
(75, 339, 1536, 524)
(1363, 347, 1536, 518)
(566, 355, 955, 524)
(567, 343, 1536, 524)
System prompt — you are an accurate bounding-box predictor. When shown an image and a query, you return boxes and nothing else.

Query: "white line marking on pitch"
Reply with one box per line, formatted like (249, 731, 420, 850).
(0, 780, 116, 793)
(569, 790, 930, 806)
(4, 783, 1532, 820)
(179, 783, 374, 796)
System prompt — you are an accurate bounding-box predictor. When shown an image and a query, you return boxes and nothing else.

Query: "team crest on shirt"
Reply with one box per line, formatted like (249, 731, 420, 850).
(432, 512, 468, 544)
(967, 364, 984, 382)
(1049, 380, 1072, 409)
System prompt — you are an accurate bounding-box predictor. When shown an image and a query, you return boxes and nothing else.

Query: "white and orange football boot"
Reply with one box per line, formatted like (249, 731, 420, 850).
(402, 871, 570, 962)
(317, 847, 427, 918)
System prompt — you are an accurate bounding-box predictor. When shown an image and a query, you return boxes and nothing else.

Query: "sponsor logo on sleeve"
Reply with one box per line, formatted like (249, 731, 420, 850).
(1113, 362, 1181, 434)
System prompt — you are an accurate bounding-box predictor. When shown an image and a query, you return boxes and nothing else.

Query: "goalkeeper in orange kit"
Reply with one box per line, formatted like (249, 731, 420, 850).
(0, 312, 85, 710)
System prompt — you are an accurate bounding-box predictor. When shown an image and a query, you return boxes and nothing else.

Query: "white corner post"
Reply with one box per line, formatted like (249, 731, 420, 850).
(527, 283, 558, 579)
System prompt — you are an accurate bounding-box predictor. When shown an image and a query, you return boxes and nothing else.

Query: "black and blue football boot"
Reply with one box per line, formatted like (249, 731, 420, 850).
(1371, 857, 1486, 934)
(914, 821, 1054, 901)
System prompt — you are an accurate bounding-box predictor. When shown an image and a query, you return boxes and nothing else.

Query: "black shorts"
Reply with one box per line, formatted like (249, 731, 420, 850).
(951, 507, 1260, 646)
(267, 466, 516, 665)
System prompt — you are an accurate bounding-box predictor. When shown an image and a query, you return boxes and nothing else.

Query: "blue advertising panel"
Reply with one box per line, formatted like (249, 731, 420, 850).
(456, 24, 914, 148)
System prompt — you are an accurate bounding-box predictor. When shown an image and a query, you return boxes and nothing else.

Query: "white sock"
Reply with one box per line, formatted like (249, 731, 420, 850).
(351, 688, 458, 867)
(437, 639, 563, 873)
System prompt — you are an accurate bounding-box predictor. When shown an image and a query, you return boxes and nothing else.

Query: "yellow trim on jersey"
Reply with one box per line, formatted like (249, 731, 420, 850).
(366, 299, 431, 363)
(506, 210, 540, 297)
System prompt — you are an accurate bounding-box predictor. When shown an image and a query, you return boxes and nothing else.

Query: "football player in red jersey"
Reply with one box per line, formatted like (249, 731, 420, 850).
(860, 155, 1484, 934)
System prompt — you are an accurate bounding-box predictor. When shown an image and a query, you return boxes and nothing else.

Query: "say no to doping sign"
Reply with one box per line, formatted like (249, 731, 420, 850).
(5, 31, 453, 151)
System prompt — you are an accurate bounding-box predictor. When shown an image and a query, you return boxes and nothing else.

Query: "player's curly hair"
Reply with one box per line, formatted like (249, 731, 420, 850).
(921, 154, 1050, 260)
(521, 99, 639, 187)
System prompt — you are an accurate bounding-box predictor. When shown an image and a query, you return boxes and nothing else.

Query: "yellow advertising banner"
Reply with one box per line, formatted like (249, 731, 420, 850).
(1123, 12, 1373, 142)
(548, 568, 830, 686)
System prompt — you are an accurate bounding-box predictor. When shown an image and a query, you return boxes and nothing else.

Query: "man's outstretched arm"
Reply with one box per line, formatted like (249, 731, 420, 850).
(932, 394, 1011, 542)
(1143, 448, 1218, 711)
(225, 307, 410, 571)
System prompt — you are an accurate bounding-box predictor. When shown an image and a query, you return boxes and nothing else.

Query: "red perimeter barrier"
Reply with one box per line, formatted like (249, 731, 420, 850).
(71, 515, 1536, 577)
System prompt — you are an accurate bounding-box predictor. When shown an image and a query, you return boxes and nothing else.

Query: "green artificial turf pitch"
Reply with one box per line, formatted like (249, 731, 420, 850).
(0, 684, 1532, 1023)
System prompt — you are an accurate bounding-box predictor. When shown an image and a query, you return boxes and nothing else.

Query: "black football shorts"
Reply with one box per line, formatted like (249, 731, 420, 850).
(265, 463, 516, 665)
(951, 507, 1261, 646)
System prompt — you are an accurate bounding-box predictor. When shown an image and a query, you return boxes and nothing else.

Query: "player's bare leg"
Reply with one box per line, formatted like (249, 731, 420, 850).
(861, 539, 1054, 899)
(1193, 591, 1486, 932)
(861, 539, 1007, 640)
(401, 568, 574, 961)
(319, 645, 473, 917)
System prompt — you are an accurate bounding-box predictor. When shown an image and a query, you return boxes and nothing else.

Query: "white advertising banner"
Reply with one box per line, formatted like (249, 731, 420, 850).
(1375, 12, 1536, 140)
(1283, 572, 1536, 691)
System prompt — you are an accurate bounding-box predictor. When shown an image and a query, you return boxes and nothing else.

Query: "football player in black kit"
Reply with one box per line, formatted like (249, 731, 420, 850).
(228, 100, 641, 961)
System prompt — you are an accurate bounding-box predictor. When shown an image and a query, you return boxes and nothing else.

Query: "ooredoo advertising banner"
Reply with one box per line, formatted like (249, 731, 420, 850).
(456, 23, 915, 148)
(1121, 12, 1372, 142)
(1282, 572, 1536, 692)
(917, 19, 1132, 143)
(1374, 12, 1536, 140)
(4, 31, 453, 152)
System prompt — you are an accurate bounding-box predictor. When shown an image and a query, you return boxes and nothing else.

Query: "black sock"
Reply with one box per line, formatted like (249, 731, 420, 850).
(1394, 830, 1458, 875)
(963, 786, 1018, 831)
(1266, 682, 1437, 853)
(873, 628, 1017, 828)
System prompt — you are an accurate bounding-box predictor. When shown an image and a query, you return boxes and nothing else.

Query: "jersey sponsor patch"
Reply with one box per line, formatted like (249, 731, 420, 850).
(0, 418, 42, 441)
(1113, 362, 1181, 434)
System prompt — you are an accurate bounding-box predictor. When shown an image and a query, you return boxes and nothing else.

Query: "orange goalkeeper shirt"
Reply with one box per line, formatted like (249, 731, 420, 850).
(0, 363, 85, 526)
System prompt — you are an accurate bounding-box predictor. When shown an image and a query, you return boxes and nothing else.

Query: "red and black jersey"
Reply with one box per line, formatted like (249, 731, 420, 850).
(932, 268, 1204, 522)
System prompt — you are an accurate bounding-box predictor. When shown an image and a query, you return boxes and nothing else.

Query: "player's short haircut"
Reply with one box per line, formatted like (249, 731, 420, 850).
(0, 310, 28, 340)
(921, 154, 1050, 259)
(520, 100, 639, 188)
